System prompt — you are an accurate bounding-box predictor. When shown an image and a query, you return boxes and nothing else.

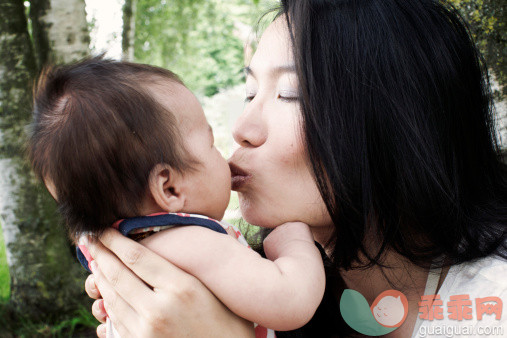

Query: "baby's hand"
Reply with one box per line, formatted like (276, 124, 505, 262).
(263, 222, 314, 261)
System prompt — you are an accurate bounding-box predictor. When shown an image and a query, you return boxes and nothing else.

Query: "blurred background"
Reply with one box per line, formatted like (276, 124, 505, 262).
(0, 0, 504, 336)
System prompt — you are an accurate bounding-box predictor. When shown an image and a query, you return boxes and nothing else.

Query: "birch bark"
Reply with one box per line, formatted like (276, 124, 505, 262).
(122, 0, 136, 61)
(30, 0, 90, 66)
(0, 0, 87, 321)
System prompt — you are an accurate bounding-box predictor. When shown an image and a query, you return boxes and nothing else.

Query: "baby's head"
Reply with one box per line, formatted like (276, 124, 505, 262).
(28, 57, 231, 240)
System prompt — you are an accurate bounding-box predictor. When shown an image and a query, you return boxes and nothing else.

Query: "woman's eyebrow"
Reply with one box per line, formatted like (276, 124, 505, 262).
(273, 65, 296, 74)
(244, 65, 296, 79)
(243, 66, 256, 78)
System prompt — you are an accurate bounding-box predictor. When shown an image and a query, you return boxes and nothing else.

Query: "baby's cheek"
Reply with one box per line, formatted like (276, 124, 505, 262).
(219, 158, 231, 187)
(219, 158, 232, 199)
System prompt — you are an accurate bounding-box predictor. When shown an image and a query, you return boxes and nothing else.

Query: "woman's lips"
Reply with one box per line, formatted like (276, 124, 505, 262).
(229, 162, 251, 191)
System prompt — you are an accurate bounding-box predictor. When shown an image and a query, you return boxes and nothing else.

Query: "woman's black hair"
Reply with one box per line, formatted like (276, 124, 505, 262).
(280, 0, 507, 271)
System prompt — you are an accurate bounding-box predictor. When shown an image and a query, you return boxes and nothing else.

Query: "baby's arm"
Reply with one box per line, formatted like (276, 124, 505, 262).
(139, 222, 325, 331)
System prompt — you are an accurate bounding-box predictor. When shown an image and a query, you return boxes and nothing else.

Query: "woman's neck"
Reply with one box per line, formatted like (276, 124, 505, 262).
(310, 228, 440, 301)
(339, 252, 429, 303)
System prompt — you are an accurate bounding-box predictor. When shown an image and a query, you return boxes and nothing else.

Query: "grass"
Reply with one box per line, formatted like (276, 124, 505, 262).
(0, 216, 10, 302)
(0, 304, 97, 337)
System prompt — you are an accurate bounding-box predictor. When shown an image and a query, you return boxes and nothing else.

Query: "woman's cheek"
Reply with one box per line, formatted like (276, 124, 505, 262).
(268, 123, 303, 165)
(279, 142, 298, 165)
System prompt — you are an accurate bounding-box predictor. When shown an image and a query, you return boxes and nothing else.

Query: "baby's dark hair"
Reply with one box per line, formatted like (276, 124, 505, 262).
(28, 56, 195, 241)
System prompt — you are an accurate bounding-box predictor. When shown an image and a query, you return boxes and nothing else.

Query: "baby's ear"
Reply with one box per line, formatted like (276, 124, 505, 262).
(43, 177, 59, 201)
(148, 164, 185, 212)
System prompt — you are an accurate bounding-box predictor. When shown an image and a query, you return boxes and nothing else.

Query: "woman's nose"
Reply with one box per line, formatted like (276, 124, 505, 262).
(232, 100, 267, 148)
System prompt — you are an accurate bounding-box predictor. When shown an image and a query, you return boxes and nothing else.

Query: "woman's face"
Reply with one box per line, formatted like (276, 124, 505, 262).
(229, 18, 332, 236)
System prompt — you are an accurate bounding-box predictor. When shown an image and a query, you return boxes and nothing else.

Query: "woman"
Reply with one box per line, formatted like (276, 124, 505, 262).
(85, 0, 507, 336)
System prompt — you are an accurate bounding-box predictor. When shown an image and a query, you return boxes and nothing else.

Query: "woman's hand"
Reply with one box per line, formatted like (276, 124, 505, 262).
(85, 228, 254, 337)
(84, 274, 109, 328)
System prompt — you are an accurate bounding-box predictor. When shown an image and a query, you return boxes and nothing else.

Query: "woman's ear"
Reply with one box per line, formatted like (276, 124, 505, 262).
(148, 164, 186, 212)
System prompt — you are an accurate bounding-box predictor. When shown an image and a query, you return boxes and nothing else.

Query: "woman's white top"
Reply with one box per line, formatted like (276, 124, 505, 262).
(411, 255, 507, 337)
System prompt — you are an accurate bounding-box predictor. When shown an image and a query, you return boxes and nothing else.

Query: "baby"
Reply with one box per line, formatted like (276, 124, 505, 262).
(27, 57, 325, 334)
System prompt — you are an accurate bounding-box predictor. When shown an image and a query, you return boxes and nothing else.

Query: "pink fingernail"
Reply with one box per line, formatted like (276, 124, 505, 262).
(78, 235, 88, 246)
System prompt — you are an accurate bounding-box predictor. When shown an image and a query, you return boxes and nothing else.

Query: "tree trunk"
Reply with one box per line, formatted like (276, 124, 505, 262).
(30, 0, 90, 66)
(0, 0, 87, 321)
(122, 0, 136, 61)
(29, 0, 51, 68)
(497, 97, 507, 163)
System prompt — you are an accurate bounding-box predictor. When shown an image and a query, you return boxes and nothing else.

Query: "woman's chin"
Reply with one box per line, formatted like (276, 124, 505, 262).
(239, 199, 279, 229)
(238, 193, 285, 229)
(238, 196, 261, 226)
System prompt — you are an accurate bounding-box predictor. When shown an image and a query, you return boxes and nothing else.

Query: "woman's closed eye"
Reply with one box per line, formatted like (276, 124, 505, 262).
(277, 91, 299, 103)
(244, 91, 299, 103)
(245, 94, 255, 103)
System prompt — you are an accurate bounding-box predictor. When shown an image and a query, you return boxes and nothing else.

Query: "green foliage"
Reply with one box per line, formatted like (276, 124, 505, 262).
(134, 0, 278, 96)
(0, 217, 10, 303)
(133, 0, 505, 98)
(448, 0, 506, 96)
